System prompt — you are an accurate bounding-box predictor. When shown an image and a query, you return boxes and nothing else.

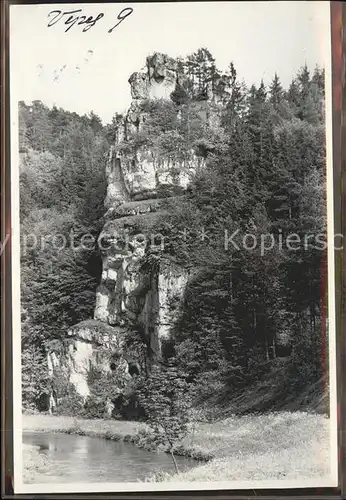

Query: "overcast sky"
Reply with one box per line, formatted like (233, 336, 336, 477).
(10, 1, 330, 124)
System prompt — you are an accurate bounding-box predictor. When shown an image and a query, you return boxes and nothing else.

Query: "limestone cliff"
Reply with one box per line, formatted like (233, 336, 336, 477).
(48, 52, 218, 404)
(95, 52, 199, 363)
(105, 57, 202, 209)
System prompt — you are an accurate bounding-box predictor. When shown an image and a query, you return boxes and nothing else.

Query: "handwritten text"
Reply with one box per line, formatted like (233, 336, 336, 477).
(47, 7, 133, 33)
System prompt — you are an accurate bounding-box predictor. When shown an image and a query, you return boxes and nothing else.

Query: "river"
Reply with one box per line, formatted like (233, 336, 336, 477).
(23, 431, 198, 483)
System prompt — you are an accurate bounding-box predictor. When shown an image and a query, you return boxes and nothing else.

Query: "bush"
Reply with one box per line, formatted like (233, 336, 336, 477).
(136, 363, 193, 472)
(81, 395, 107, 419)
(54, 385, 84, 416)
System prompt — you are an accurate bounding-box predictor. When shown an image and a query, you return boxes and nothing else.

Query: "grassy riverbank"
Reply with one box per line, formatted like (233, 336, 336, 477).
(150, 412, 331, 483)
(23, 444, 49, 483)
(23, 413, 143, 443)
(23, 411, 331, 483)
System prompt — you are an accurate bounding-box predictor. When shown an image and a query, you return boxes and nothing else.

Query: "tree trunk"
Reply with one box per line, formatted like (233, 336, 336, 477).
(170, 449, 179, 474)
(262, 307, 269, 360)
(253, 276, 257, 331)
(272, 335, 277, 359)
(265, 334, 269, 361)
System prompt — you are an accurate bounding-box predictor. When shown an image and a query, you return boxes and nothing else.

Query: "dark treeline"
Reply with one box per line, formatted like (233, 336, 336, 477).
(128, 51, 327, 415)
(19, 102, 112, 405)
(19, 49, 328, 416)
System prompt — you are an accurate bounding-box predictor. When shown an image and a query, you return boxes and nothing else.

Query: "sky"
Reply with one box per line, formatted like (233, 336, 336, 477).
(10, 1, 330, 124)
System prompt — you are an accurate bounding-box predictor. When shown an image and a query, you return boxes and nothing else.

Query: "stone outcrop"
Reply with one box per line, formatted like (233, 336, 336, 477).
(47, 320, 129, 404)
(48, 52, 214, 401)
(104, 145, 200, 209)
(65, 320, 126, 399)
(95, 53, 203, 367)
(129, 53, 178, 101)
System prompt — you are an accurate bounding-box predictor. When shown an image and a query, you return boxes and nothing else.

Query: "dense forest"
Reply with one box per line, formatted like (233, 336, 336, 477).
(20, 49, 328, 420)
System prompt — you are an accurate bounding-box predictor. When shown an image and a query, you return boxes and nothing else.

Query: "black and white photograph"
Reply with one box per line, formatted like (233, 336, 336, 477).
(9, 1, 338, 493)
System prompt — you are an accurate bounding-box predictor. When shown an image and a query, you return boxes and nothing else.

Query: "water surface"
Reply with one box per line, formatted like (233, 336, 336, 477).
(23, 431, 197, 483)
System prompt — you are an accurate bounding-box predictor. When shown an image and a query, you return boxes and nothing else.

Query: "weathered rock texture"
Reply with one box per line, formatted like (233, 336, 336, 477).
(47, 320, 129, 404)
(49, 52, 213, 400)
(96, 53, 201, 366)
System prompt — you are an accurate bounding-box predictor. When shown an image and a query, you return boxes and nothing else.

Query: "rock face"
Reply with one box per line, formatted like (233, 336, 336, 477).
(49, 52, 211, 401)
(104, 52, 211, 210)
(129, 53, 177, 101)
(47, 320, 129, 404)
(65, 320, 126, 399)
(95, 52, 205, 369)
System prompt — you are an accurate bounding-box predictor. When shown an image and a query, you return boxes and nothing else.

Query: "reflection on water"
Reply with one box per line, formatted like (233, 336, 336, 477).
(23, 431, 197, 483)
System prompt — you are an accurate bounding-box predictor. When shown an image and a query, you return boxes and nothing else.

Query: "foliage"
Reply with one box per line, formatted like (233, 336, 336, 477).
(19, 102, 109, 409)
(20, 54, 327, 416)
(54, 385, 85, 417)
(145, 59, 327, 405)
(136, 363, 193, 472)
(22, 343, 51, 410)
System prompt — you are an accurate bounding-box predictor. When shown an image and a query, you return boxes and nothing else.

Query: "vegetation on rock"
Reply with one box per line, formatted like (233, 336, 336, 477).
(20, 51, 327, 422)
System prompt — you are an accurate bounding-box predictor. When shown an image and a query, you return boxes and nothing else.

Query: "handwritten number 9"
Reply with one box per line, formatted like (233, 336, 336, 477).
(108, 8, 133, 33)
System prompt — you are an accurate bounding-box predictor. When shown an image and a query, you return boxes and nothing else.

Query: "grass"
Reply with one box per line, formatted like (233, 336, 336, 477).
(153, 440, 329, 483)
(170, 411, 330, 482)
(23, 444, 49, 483)
(23, 413, 144, 442)
(23, 410, 331, 483)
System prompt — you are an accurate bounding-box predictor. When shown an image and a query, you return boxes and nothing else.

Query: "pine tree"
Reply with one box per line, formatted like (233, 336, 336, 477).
(269, 73, 284, 107)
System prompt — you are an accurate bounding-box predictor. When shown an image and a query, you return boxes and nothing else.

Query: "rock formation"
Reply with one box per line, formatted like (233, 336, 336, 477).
(48, 52, 213, 403)
(94, 52, 200, 365)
